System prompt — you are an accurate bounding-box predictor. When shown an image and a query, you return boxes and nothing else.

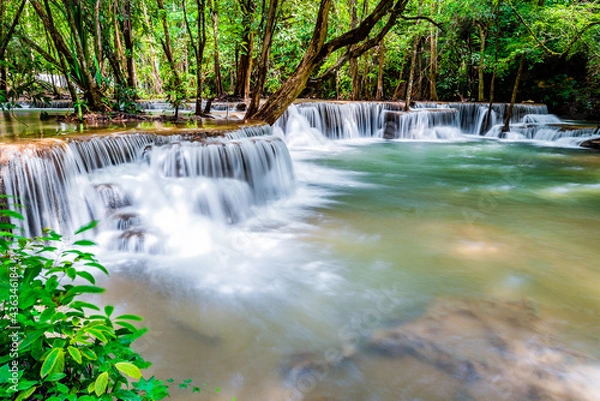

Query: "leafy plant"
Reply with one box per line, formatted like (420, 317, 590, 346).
(0, 207, 202, 400)
(113, 86, 142, 115)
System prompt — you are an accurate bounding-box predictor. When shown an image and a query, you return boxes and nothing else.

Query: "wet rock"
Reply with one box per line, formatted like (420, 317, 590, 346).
(281, 352, 330, 384)
(281, 345, 356, 385)
(235, 102, 247, 111)
(111, 212, 141, 230)
(367, 298, 599, 401)
(581, 137, 600, 150)
(114, 228, 162, 254)
(95, 183, 132, 210)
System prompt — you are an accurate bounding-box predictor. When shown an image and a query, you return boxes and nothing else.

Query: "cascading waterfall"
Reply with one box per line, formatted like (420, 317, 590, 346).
(16, 100, 74, 109)
(276, 101, 598, 145)
(2, 101, 598, 252)
(382, 109, 461, 139)
(146, 137, 295, 203)
(0, 125, 295, 252)
(412, 102, 549, 135)
(275, 102, 403, 139)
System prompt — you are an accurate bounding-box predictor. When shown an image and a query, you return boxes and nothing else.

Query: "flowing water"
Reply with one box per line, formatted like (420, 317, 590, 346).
(1, 102, 599, 401)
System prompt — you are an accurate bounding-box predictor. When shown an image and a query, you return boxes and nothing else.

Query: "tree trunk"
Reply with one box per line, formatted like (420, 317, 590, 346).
(502, 53, 525, 132)
(235, 0, 254, 98)
(94, 0, 105, 77)
(141, 0, 163, 93)
(123, 0, 136, 90)
(156, 0, 181, 89)
(477, 24, 486, 102)
(113, 0, 127, 76)
(249, 0, 406, 124)
(404, 0, 422, 111)
(393, 52, 407, 99)
(0, 0, 28, 94)
(59, 52, 78, 108)
(209, 0, 224, 97)
(246, 0, 279, 118)
(483, 0, 500, 134)
(404, 33, 419, 108)
(429, 2, 439, 101)
(348, 0, 360, 100)
(375, 40, 384, 100)
(31, 0, 106, 110)
(183, 0, 206, 114)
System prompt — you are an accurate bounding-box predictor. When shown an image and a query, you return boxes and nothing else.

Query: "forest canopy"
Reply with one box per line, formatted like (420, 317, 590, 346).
(0, 0, 599, 122)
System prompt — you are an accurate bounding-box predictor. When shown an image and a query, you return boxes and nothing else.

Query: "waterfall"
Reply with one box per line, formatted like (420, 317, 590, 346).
(146, 137, 295, 203)
(485, 123, 600, 141)
(0, 140, 89, 237)
(2, 102, 598, 249)
(16, 100, 74, 109)
(275, 102, 403, 139)
(412, 102, 549, 135)
(383, 109, 461, 139)
(0, 125, 295, 247)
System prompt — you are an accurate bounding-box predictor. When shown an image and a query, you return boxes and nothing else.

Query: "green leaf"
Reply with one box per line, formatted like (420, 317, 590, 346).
(77, 270, 96, 284)
(115, 362, 143, 379)
(87, 381, 96, 394)
(104, 305, 114, 317)
(15, 387, 36, 401)
(115, 314, 143, 321)
(67, 346, 83, 364)
(45, 372, 67, 382)
(95, 372, 109, 396)
(73, 240, 97, 247)
(19, 328, 48, 351)
(0, 210, 24, 220)
(115, 321, 139, 333)
(87, 328, 109, 342)
(85, 262, 109, 275)
(40, 348, 64, 378)
(66, 285, 105, 296)
(74, 220, 98, 235)
(66, 267, 77, 280)
(80, 348, 97, 361)
(71, 301, 101, 311)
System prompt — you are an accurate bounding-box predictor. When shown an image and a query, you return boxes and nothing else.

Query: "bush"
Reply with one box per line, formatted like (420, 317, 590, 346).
(0, 207, 189, 400)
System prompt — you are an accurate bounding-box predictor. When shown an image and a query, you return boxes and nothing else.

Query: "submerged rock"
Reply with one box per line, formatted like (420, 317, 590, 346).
(113, 228, 162, 254)
(581, 137, 600, 150)
(280, 344, 356, 385)
(95, 183, 132, 210)
(111, 212, 141, 230)
(367, 298, 599, 401)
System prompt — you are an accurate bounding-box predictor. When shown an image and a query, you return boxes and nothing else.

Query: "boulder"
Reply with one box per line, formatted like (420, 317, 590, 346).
(367, 298, 599, 401)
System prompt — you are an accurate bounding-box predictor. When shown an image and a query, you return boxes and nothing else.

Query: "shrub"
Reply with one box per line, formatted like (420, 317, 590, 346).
(0, 207, 180, 400)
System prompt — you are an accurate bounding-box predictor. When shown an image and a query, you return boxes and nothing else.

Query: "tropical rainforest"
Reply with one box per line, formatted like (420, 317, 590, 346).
(0, 0, 599, 121)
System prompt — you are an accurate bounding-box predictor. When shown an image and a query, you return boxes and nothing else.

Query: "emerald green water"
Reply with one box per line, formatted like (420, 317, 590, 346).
(3, 107, 599, 399)
(103, 139, 599, 401)
(306, 141, 600, 343)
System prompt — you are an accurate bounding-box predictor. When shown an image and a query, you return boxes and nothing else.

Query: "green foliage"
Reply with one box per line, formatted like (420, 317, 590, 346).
(113, 86, 142, 115)
(0, 209, 205, 400)
(1, 0, 599, 115)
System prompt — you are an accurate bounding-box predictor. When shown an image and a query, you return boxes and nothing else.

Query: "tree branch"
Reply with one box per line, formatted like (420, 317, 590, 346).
(0, 0, 28, 59)
(400, 14, 442, 29)
(508, 1, 600, 58)
(309, 9, 400, 88)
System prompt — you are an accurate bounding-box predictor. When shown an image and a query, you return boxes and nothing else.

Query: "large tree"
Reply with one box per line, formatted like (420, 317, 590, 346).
(247, 0, 410, 124)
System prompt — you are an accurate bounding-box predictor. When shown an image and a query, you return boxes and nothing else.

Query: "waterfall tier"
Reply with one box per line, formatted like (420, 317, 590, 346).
(0, 125, 293, 242)
(275, 101, 598, 145)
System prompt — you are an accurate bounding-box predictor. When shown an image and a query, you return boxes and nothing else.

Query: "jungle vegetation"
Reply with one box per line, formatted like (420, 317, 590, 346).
(0, 0, 599, 123)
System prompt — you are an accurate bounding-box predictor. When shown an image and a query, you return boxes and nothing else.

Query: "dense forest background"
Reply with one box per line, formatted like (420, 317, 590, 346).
(0, 0, 599, 121)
